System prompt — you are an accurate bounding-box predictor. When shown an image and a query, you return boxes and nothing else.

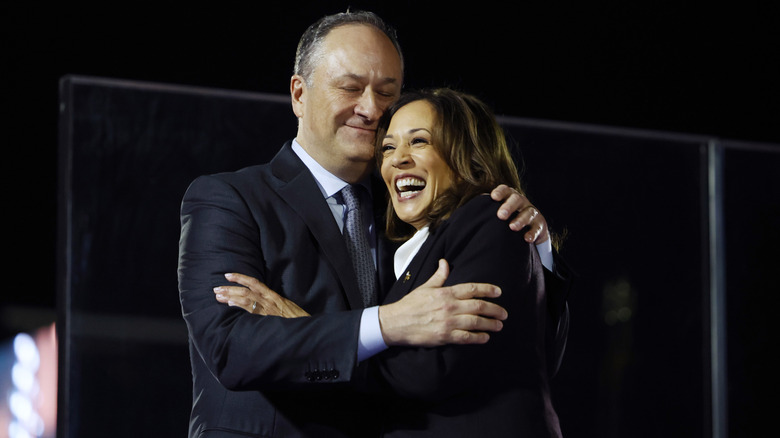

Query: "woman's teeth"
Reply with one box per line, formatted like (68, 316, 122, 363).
(396, 177, 426, 198)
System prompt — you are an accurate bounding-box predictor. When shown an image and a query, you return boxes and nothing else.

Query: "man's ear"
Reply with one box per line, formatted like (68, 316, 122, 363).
(290, 75, 306, 118)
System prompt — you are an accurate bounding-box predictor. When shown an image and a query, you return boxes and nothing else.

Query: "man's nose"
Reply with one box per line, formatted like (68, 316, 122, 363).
(355, 90, 382, 121)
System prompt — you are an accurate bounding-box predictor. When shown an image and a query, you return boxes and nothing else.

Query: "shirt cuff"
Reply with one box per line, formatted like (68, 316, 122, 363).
(357, 306, 388, 362)
(536, 238, 554, 272)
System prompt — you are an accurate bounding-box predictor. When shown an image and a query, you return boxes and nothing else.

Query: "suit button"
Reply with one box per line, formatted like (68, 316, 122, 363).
(330, 369, 339, 380)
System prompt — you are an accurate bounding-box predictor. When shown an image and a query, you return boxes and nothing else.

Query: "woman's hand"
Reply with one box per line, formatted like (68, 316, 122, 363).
(214, 273, 310, 318)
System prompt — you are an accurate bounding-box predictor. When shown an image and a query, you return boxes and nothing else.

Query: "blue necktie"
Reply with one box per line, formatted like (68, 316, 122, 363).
(341, 184, 378, 307)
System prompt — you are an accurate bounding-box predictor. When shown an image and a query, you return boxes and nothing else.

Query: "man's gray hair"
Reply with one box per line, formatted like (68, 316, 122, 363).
(293, 10, 404, 86)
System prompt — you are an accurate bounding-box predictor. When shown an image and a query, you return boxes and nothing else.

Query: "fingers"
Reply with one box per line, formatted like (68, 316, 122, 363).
(215, 276, 311, 318)
(224, 272, 262, 289)
(419, 259, 449, 289)
(379, 273, 508, 347)
(450, 330, 491, 345)
(213, 285, 255, 312)
(508, 207, 549, 243)
(491, 185, 530, 220)
(448, 281, 502, 300)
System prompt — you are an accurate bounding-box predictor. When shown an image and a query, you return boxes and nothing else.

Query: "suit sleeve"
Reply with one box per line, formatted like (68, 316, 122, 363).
(544, 250, 575, 377)
(178, 175, 363, 391)
(374, 197, 548, 401)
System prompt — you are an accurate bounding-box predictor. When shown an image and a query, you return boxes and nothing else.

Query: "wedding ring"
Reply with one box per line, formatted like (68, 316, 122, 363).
(252, 301, 257, 312)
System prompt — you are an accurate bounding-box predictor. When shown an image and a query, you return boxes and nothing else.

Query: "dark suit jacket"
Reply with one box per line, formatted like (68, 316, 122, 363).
(373, 195, 562, 437)
(178, 142, 396, 437)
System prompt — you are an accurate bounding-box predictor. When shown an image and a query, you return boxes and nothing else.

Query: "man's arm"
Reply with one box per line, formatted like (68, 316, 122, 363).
(215, 266, 507, 348)
(374, 197, 544, 401)
(491, 183, 573, 374)
(183, 175, 507, 392)
(179, 175, 365, 391)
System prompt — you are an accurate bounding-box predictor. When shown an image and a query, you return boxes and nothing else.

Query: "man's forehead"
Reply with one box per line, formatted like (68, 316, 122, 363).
(322, 25, 401, 62)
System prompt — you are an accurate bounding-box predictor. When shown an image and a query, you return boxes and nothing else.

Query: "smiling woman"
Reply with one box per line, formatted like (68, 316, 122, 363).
(376, 88, 524, 241)
(379, 99, 455, 231)
(372, 88, 562, 437)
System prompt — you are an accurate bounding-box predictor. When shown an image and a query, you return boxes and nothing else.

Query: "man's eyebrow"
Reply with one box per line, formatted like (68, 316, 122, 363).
(337, 73, 399, 84)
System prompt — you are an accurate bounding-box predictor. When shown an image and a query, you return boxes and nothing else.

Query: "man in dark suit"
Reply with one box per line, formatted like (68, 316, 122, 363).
(178, 11, 566, 438)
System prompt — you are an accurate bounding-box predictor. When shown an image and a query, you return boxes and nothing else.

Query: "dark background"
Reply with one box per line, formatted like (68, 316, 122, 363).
(4, 1, 779, 314)
(3, 1, 779, 437)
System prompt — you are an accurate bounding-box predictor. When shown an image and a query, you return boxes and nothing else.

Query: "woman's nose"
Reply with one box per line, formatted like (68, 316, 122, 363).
(391, 148, 412, 168)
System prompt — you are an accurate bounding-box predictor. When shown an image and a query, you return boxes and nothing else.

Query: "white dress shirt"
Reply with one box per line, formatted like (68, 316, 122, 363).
(292, 139, 553, 362)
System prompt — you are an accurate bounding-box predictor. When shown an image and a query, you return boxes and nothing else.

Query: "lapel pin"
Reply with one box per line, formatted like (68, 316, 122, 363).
(403, 271, 411, 283)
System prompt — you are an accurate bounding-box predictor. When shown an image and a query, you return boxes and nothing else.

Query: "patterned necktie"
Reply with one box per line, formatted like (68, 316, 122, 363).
(341, 184, 378, 307)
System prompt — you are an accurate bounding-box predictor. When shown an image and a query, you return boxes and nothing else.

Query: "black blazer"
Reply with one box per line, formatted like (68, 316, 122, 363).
(178, 142, 396, 437)
(373, 195, 562, 438)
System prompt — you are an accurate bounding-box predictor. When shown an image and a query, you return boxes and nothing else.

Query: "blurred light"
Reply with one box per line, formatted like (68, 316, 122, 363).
(8, 332, 45, 438)
(13, 334, 39, 370)
(602, 276, 636, 326)
(12, 364, 37, 395)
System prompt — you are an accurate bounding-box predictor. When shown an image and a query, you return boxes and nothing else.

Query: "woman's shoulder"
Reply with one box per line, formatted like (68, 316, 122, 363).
(447, 194, 503, 226)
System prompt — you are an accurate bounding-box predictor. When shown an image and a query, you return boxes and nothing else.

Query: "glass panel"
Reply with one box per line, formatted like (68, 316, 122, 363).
(57, 76, 298, 437)
(501, 120, 707, 437)
(722, 144, 780, 437)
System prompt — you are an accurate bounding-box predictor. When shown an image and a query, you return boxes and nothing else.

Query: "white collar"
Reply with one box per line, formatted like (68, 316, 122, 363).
(393, 226, 430, 279)
(292, 139, 372, 199)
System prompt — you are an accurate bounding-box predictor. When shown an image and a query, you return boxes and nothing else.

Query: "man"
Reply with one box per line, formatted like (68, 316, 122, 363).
(179, 10, 570, 438)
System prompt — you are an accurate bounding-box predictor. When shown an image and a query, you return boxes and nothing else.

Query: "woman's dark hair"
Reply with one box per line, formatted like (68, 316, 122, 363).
(376, 88, 524, 241)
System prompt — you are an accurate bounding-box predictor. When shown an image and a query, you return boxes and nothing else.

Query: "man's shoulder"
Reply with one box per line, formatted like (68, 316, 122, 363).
(187, 163, 271, 192)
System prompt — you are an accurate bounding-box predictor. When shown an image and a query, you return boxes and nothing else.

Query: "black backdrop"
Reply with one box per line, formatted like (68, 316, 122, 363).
(3, 1, 779, 437)
(56, 76, 779, 437)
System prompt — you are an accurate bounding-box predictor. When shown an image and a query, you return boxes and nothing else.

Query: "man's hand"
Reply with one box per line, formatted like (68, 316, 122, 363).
(378, 259, 508, 347)
(491, 184, 549, 244)
(214, 273, 310, 318)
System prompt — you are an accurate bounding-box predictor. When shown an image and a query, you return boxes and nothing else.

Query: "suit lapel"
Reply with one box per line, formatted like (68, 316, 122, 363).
(269, 143, 365, 310)
(383, 222, 448, 305)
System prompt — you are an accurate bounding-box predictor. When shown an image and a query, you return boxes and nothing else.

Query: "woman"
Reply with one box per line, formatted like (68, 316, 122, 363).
(218, 89, 562, 437)
(369, 88, 561, 437)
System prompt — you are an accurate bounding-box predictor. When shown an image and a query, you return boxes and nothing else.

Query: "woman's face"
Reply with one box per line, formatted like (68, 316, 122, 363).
(380, 100, 454, 230)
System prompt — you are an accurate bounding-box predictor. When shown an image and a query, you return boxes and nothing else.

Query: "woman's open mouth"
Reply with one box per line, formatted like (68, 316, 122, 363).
(395, 176, 426, 199)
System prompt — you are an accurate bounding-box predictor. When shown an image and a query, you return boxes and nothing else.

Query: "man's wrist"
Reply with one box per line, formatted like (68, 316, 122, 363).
(357, 306, 388, 361)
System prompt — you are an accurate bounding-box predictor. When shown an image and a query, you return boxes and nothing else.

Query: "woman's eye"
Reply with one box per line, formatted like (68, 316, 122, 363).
(381, 144, 395, 154)
(411, 137, 429, 146)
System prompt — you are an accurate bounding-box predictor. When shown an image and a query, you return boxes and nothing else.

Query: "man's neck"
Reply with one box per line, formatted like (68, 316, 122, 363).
(294, 139, 374, 184)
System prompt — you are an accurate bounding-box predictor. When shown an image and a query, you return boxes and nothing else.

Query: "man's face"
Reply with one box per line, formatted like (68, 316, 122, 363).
(292, 24, 403, 182)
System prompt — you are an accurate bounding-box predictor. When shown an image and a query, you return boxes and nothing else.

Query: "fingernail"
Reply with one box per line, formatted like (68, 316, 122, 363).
(227, 300, 236, 306)
(225, 273, 234, 279)
(499, 209, 509, 219)
(213, 287, 223, 293)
